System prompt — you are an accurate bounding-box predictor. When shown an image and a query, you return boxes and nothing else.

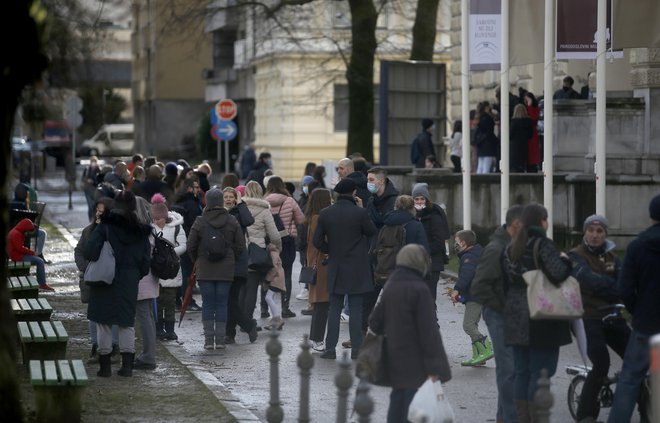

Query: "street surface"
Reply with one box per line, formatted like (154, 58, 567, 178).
(34, 166, 641, 422)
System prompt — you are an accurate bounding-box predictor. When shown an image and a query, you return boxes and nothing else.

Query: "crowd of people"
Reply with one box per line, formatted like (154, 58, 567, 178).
(7, 144, 659, 422)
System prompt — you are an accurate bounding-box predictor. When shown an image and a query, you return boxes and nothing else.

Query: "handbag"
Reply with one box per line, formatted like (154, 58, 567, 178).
(247, 241, 273, 272)
(407, 378, 455, 423)
(355, 330, 390, 386)
(84, 228, 115, 286)
(522, 239, 583, 320)
(298, 265, 317, 285)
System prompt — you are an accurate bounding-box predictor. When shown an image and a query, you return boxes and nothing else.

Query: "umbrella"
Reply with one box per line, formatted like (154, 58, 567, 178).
(178, 271, 197, 328)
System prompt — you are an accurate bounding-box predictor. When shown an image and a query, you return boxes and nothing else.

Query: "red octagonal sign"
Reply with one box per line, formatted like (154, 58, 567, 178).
(216, 99, 237, 121)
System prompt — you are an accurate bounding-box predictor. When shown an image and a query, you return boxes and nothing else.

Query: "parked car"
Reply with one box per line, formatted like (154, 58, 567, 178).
(79, 123, 135, 156)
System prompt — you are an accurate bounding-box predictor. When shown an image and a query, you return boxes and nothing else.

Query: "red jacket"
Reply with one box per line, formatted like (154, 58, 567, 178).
(7, 218, 35, 261)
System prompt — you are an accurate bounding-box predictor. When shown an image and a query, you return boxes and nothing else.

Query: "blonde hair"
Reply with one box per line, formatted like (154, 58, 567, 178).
(394, 195, 415, 216)
(512, 104, 529, 119)
(245, 181, 263, 198)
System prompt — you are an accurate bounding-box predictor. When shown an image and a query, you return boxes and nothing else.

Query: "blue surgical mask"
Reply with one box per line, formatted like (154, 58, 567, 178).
(302, 186, 309, 195)
(367, 182, 378, 194)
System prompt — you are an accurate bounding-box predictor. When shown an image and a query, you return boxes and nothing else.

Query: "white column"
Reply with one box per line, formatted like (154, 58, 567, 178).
(500, 0, 510, 225)
(595, 0, 607, 216)
(461, 0, 471, 230)
(543, 0, 554, 238)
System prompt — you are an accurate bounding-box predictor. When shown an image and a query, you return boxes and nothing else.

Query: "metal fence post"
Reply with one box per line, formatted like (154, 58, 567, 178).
(354, 378, 374, 422)
(650, 334, 660, 423)
(533, 368, 553, 423)
(298, 334, 314, 423)
(266, 330, 284, 423)
(335, 351, 353, 423)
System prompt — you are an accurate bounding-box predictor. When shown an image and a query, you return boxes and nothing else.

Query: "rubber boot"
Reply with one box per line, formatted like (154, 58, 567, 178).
(475, 336, 495, 363)
(156, 320, 167, 340)
(163, 320, 178, 341)
(117, 352, 134, 377)
(97, 353, 112, 377)
(461, 342, 483, 366)
(215, 323, 226, 350)
(514, 400, 531, 423)
(203, 320, 215, 350)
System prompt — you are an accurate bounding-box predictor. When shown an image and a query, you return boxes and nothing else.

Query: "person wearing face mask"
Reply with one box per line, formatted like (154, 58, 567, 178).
(412, 182, 450, 304)
(366, 167, 399, 229)
(568, 215, 631, 423)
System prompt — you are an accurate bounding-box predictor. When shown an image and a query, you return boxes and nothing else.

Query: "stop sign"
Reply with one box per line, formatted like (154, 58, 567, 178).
(215, 99, 237, 120)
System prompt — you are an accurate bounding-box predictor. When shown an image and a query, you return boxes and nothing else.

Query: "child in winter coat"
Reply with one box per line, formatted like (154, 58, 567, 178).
(263, 243, 286, 330)
(7, 218, 53, 291)
(450, 230, 493, 366)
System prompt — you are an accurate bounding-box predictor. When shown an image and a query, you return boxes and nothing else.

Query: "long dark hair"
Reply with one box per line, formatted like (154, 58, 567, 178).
(265, 176, 290, 197)
(509, 203, 548, 262)
(305, 188, 332, 220)
(452, 120, 462, 137)
(112, 190, 141, 226)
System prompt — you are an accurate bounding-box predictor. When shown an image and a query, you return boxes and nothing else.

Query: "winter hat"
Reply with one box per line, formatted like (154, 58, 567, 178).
(205, 188, 223, 209)
(422, 118, 434, 130)
(411, 182, 430, 200)
(165, 162, 179, 176)
(583, 214, 608, 233)
(650, 194, 660, 221)
(150, 193, 169, 220)
(263, 174, 276, 189)
(333, 178, 356, 195)
(301, 175, 315, 186)
(236, 185, 246, 197)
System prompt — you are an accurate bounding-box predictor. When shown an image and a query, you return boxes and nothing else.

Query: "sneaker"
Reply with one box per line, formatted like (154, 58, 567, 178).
(39, 284, 55, 292)
(188, 302, 202, 312)
(340, 312, 349, 323)
(224, 336, 236, 345)
(296, 290, 309, 301)
(320, 350, 337, 360)
(311, 341, 325, 352)
(301, 307, 313, 316)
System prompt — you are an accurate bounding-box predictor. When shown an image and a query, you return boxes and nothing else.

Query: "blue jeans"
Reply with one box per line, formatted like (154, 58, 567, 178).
(21, 254, 46, 285)
(483, 307, 518, 423)
(607, 330, 650, 423)
(198, 280, 232, 322)
(326, 293, 363, 353)
(387, 387, 418, 423)
(512, 346, 559, 401)
(36, 228, 46, 255)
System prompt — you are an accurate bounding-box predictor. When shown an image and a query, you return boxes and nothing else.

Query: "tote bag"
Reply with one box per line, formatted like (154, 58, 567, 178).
(84, 238, 115, 286)
(523, 239, 583, 320)
(247, 242, 273, 272)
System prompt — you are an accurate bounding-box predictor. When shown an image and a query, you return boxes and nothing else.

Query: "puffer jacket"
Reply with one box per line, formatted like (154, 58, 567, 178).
(7, 218, 36, 261)
(152, 211, 187, 288)
(264, 193, 305, 238)
(244, 197, 282, 251)
(187, 207, 245, 281)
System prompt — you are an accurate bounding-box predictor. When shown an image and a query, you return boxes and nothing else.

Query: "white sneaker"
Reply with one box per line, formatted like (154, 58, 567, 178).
(296, 290, 309, 300)
(340, 312, 349, 323)
(311, 341, 325, 352)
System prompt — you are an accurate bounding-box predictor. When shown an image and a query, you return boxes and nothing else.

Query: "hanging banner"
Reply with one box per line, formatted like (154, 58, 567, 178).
(556, 0, 623, 60)
(469, 0, 501, 71)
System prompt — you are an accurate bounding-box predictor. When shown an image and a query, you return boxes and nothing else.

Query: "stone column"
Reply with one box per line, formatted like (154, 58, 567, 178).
(630, 48, 660, 172)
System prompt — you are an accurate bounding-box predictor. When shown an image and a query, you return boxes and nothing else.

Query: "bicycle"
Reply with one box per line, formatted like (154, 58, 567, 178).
(565, 304, 653, 422)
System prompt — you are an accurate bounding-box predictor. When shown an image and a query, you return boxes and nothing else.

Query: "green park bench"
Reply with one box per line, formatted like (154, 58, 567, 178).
(7, 275, 39, 299)
(10, 298, 53, 322)
(6, 260, 32, 277)
(18, 320, 68, 365)
(30, 360, 88, 423)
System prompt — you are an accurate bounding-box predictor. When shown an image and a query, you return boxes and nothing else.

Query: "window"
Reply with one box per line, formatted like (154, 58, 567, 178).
(333, 84, 379, 133)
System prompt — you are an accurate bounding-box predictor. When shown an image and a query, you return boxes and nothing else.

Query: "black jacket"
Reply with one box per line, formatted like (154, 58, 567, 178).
(382, 209, 429, 252)
(367, 179, 399, 229)
(245, 162, 270, 190)
(172, 191, 203, 236)
(410, 131, 435, 168)
(138, 176, 173, 203)
(416, 203, 450, 271)
(510, 117, 533, 172)
(476, 113, 499, 157)
(471, 225, 510, 312)
(346, 171, 371, 206)
(229, 202, 255, 278)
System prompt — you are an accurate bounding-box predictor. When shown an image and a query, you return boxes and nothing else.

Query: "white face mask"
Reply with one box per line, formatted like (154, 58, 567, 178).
(302, 186, 309, 195)
(414, 204, 425, 211)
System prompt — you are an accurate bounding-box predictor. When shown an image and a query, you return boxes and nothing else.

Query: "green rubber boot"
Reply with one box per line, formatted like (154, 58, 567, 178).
(461, 342, 483, 366)
(475, 336, 494, 363)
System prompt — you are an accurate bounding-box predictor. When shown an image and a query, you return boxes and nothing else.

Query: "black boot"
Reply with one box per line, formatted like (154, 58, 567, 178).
(117, 352, 134, 377)
(282, 297, 296, 318)
(156, 320, 167, 340)
(163, 320, 178, 341)
(97, 353, 112, 377)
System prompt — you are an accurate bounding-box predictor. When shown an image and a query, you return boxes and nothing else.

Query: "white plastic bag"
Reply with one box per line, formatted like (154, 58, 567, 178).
(407, 378, 455, 423)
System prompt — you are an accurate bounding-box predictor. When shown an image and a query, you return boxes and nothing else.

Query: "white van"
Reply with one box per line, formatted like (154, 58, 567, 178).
(80, 124, 135, 156)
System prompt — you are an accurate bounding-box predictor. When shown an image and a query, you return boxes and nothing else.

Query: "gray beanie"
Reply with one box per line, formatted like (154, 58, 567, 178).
(411, 182, 430, 200)
(396, 244, 431, 277)
(583, 214, 608, 233)
(205, 188, 224, 209)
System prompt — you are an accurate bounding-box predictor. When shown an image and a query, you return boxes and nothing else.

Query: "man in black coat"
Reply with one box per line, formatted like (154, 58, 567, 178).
(410, 118, 436, 168)
(336, 157, 371, 205)
(313, 178, 377, 360)
(138, 164, 173, 203)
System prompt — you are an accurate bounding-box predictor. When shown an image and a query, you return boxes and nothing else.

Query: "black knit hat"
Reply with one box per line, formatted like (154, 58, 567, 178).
(334, 179, 356, 195)
(422, 118, 434, 130)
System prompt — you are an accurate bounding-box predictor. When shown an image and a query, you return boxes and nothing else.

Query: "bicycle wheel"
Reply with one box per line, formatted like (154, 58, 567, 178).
(567, 375, 588, 421)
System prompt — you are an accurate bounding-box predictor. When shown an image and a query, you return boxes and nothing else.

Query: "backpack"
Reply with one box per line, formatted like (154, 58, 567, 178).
(150, 225, 181, 280)
(200, 217, 229, 262)
(373, 223, 407, 285)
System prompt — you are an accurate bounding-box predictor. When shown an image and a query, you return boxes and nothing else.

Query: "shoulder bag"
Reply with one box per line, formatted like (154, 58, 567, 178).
(84, 227, 115, 286)
(523, 239, 583, 320)
(355, 330, 390, 386)
(298, 265, 317, 285)
(247, 231, 273, 272)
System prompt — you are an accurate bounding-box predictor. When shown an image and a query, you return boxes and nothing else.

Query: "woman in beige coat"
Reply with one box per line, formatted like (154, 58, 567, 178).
(306, 188, 332, 351)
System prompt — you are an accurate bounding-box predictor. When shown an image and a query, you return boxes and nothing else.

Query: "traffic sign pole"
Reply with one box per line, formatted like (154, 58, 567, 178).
(225, 141, 230, 175)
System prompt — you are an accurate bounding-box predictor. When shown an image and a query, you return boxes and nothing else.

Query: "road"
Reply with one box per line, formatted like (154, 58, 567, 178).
(35, 167, 639, 422)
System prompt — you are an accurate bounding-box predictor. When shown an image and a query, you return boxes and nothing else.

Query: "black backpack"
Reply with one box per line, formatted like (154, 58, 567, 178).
(150, 225, 181, 280)
(200, 217, 229, 262)
(373, 223, 407, 285)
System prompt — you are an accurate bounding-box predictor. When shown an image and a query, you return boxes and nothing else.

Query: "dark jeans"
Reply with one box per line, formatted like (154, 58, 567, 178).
(450, 155, 461, 173)
(483, 307, 517, 423)
(512, 346, 559, 401)
(361, 285, 382, 333)
(309, 302, 329, 343)
(198, 280, 232, 322)
(427, 270, 441, 309)
(387, 387, 418, 423)
(240, 271, 264, 321)
(226, 276, 254, 338)
(280, 237, 296, 307)
(577, 318, 630, 420)
(326, 293, 363, 353)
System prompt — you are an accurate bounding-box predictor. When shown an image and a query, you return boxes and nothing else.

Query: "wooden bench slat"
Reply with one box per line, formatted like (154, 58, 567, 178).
(27, 298, 42, 311)
(10, 299, 21, 313)
(7, 278, 18, 289)
(28, 321, 45, 342)
(18, 321, 31, 342)
(51, 321, 68, 341)
(70, 360, 88, 386)
(57, 360, 75, 385)
(37, 298, 52, 312)
(43, 361, 58, 386)
(29, 360, 45, 386)
(18, 298, 31, 312)
(41, 321, 57, 341)
(18, 276, 29, 289)
(25, 276, 39, 288)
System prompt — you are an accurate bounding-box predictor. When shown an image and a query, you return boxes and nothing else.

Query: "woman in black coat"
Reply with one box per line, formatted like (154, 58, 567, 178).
(510, 104, 534, 172)
(502, 203, 572, 420)
(475, 101, 499, 174)
(370, 244, 451, 423)
(84, 191, 151, 378)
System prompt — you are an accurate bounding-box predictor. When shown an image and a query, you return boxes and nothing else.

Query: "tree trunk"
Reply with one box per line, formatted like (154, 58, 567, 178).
(346, 0, 378, 162)
(410, 0, 440, 61)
